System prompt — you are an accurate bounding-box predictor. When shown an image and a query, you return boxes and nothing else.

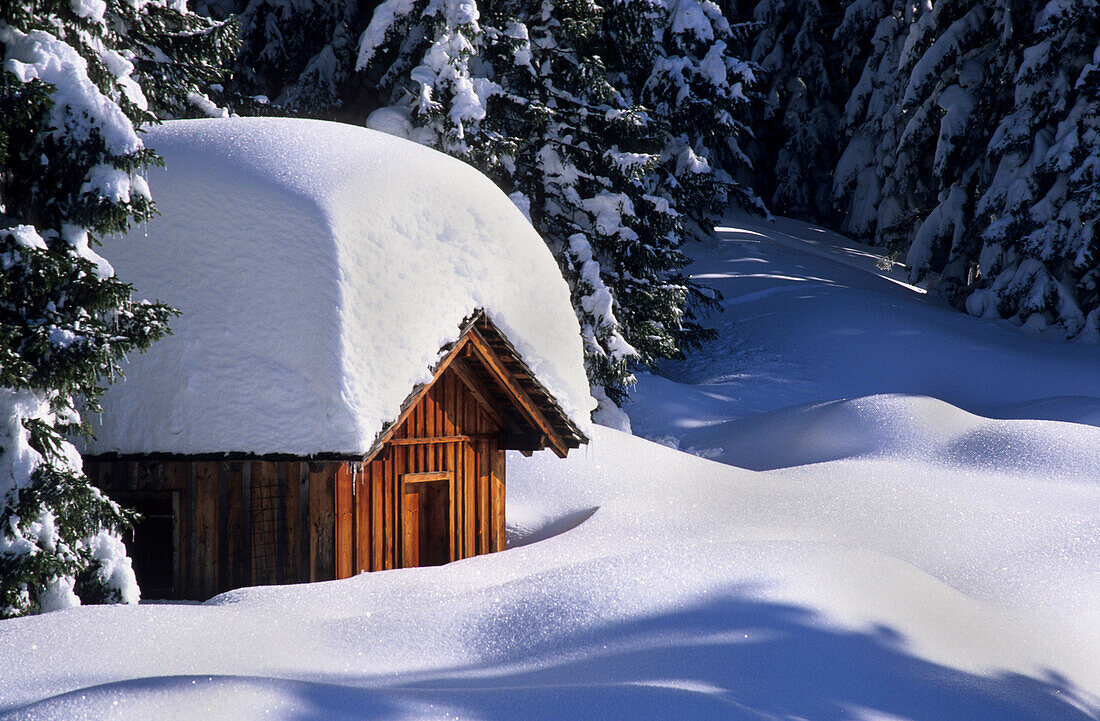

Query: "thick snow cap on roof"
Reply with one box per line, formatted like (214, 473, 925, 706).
(84, 117, 595, 457)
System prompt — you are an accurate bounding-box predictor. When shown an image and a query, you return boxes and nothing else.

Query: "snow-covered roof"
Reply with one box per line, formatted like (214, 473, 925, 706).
(82, 117, 594, 457)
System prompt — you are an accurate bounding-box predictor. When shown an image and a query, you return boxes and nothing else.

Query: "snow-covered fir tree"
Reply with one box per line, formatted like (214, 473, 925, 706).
(970, 0, 1100, 338)
(208, 0, 369, 116)
(833, 0, 1098, 338)
(832, 0, 924, 245)
(0, 0, 235, 617)
(890, 0, 1024, 295)
(746, 0, 845, 223)
(603, 0, 764, 227)
(357, 0, 762, 405)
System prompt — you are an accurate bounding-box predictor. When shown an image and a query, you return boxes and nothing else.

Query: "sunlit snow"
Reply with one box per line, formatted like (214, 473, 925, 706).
(81, 118, 594, 458)
(0, 214, 1097, 721)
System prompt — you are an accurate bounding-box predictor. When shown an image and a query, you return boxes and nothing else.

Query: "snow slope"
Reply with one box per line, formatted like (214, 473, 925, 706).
(83, 117, 593, 457)
(629, 216, 1100, 440)
(1, 215, 1097, 720)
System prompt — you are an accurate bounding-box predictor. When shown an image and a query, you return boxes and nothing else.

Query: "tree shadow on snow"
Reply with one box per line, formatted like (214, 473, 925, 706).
(287, 591, 1099, 721)
(10, 592, 1092, 720)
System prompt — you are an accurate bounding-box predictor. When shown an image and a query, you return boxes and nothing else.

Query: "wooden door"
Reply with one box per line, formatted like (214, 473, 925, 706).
(401, 471, 453, 567)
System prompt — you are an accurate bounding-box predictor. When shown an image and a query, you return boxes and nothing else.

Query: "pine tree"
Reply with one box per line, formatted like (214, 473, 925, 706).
(831, 0, 913, 242)
(833, 0, 1098, 337)
(215, 0, 369, 116)
(970, 0, 1100, 337)
(0, 0, 235, 617)
(357, 0, 761, 406)
(604, 0, 764, 227)
(885, 0, 1027, 294)
(747, 0, 845, 223)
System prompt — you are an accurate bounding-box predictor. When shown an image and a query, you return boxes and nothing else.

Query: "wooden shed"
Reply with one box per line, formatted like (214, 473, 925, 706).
(79, 117, 595, 600)
(87, 313, 586, 600)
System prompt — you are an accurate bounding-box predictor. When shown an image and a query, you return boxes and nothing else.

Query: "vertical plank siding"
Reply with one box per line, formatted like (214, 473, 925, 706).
(326, 365, 508, 577)
(491, 444, 507, 553)
(249, 461, 281, 586)
(226, 462, 248, 591)
(334, 463, 354, 579)
(285, 461, 302, 584)
(88, 457, 337, 600)
(309, 462, 336, 582)
(194, 461, 219, 600)
(167, 461, 191, 597)
(86, 362, 518, 599)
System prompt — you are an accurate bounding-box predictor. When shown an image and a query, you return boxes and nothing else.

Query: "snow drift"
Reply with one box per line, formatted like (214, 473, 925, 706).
(3, 212, 1096, 721)
(83, 117, 594, 456)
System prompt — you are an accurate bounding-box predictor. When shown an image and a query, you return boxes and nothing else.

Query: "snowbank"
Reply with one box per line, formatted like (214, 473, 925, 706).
(2, 214, 1098, 720)
(83, 117, 594, 456)
(1, 425, 1097, 720)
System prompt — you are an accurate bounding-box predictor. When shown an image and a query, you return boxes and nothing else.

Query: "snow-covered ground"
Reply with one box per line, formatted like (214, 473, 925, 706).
(1, 215, 1097, 720)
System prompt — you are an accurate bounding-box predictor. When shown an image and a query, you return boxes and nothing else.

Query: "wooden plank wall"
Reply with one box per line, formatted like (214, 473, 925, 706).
(88, 459, 338, 601)
(87, 364, 514, 597)
(332, 366, 508, 576)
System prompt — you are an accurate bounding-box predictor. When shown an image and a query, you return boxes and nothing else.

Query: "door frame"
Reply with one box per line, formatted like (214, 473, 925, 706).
(400, 471, 455, 567)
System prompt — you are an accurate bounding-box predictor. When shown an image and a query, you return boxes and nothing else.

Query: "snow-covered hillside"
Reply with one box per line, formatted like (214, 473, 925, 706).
(0, 216, 1096, 721)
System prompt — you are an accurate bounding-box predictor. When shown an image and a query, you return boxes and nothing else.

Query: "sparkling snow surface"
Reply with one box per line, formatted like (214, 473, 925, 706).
(82, 117, 594, 456)
(2, 215, 1098, 720)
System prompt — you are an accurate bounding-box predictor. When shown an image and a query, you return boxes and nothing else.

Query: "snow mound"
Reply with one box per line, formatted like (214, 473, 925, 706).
(681, 394, 1100, 478)
(2, 427, 1097, 720)
(84, 117, 594, 456)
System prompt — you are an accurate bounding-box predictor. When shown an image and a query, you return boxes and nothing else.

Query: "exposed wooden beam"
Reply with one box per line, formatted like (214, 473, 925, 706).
(448, 357, 508, 429)
(402, 471, 452, 484)
(500, 432, 548, 453)
(465, 328, 570, 458)
(388, 434, 495, 446)
(362, 336, 473, 463)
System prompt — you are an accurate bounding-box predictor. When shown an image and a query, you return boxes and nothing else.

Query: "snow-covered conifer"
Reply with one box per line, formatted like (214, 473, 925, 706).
(222, 0, 367, 115)
(358, 0, 761, 404)
(605, 0, 764, 225)
(970, 0, 1100, 337)
(747, 0, 844, 222)
(0, 0, 234, 616)
(832, 0, 1099, 337)
(831, 0, 912, 242)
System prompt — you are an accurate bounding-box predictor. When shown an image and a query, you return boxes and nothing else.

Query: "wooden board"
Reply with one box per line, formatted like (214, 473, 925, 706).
(491, 446, 506, 552)
(194, 461, 219, 600)
(401, 483, 420, 567)
(403, 471, 451, 483)
(309, 463, 336, 581)
(356, 462, 373, 574)
(162, 462, 190, 597)
(226, 462, 248, 591)
(477, 439, 490, 555)
(249, 461, 281, 586)
(285, 461, 301, 584)
(464, 388, 477, 556)
(371, 458, 383, 572)
(335, 463, 355, 579)
(299, 466, 310, 582)
(218, 463, 230, 593)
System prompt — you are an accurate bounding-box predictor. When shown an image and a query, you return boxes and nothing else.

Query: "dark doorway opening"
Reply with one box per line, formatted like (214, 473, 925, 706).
(401, 473, 452, 567)
(121, 492, 178, 599)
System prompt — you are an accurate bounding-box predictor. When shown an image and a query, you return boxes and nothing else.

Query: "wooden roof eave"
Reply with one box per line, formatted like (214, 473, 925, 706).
(362, 334, 474, 464)
(363, 315, 581, 463)
(463, 327, 571, 458)
(468, 314, 588, 448)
